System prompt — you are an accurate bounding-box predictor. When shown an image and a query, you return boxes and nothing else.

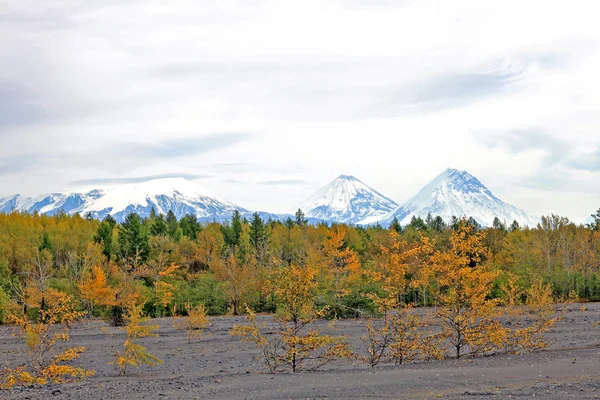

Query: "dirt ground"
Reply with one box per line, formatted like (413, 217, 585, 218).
(1, 303, 599, 400)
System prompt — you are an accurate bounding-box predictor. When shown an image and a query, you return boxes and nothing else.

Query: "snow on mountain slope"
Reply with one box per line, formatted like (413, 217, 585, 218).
(297, 175, 399, 225)
(0, 178, 247, 222)
(383, 168, 540, 228)
(0, 191, 103, 216)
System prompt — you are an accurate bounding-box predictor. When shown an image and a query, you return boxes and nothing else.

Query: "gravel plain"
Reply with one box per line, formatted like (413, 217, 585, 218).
(1, 303, 599, 399)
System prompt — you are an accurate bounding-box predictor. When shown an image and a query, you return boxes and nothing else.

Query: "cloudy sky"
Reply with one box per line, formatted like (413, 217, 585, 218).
(1, 0, 599, 222)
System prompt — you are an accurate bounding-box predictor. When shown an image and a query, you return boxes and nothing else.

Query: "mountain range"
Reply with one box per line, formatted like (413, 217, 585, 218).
(0, 168, 544, 227)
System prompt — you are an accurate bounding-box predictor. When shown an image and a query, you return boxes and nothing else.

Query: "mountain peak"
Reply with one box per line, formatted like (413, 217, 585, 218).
(335, 174, 360, 182)
(384, 168, 539, 227)
(297, 175, 398, 225)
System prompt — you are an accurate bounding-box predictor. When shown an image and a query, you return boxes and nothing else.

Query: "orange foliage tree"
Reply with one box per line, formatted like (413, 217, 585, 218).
(78, 265, 116, 317)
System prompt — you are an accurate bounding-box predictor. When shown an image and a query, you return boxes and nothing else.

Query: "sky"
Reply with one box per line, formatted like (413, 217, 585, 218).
(1, 0, 599, 222)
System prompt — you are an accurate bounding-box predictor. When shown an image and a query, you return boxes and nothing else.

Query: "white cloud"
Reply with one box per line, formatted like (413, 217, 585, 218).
(1, 0, 599, 222)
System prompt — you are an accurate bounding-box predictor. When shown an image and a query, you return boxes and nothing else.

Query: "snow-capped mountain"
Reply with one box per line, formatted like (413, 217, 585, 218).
(383, 168, 540, 228)
(296, 175, 399, 225)
(0, 191, 104, 216)
(0, 178, 248, 223)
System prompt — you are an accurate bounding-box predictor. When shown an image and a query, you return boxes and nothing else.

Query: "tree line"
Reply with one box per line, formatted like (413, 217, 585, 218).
(0, 208, 600, 325)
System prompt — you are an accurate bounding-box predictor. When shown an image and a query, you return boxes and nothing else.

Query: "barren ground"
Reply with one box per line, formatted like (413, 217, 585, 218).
(1, 303, 599, 400)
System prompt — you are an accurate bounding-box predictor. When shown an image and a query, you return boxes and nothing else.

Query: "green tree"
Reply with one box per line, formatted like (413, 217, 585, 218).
(249, 212, 267, 251)
(179, 214, 201, 240)
(492, 217, 507, 232)
(38, 232, 53, 253)
(295, 209, 308, 226)
(407, 216, 428, 231)
(165, 210, 179, 239)
(509, 220, 521, 232)
(390, 216, 402, 234)
(94, 215, 116, 261)
(118, 213, 149, 262)
(150, 214, 168, 237)
(430, 216, 446, 232)
(224, 210, 243, 248)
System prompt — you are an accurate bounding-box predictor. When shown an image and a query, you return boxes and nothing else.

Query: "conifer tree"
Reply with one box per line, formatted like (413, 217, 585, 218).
(407, 216, 427, 231)
(509, 220, 521, 232)
(295, 208, 308, 226)
(165, 210, 179, 239)
(150, 214, 168, 237)
(94, 215, 116, 260)
(119, 213, 149, 262)
(227, 210, 243, 247)
(492, 217, 507, 232)
(179, 214, 201, 240)
(390, 216, 402, 234)
(249, 212, 267, 251)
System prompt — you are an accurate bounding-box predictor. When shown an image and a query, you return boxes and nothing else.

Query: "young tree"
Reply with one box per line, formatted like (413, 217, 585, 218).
(427, 221, 504, 359)
(0, 292, 94, 388)
(233, 264, 351, 372)
(173, 302, 209, 343)
(111, 304, 162, 376)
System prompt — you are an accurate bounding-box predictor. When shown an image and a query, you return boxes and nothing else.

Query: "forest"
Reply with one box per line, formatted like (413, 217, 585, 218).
(1, 209, 599, 320)
(1, 208, 600, 386)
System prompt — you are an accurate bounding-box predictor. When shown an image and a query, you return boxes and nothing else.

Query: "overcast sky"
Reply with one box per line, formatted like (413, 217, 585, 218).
(1, 0, 599, 222)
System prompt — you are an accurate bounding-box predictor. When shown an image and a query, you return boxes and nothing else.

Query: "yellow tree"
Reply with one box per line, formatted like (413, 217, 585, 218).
(212, 250, 255, 316)
(427, 221, 504, 359)
(111, 304, 162, 375)
(23, 249, 53, 319)
(501, 277, 558, 353)
(317, 226, 362, 313)
(173, 302, 209, 343)
(371, 230, 424, 317)
(361, 231, 426, 367)
(233, 264, 351, 372)
(0, 292, 95, 388)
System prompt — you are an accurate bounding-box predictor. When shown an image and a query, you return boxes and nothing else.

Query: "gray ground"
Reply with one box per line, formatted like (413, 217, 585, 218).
(1, 303, 599, 399)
